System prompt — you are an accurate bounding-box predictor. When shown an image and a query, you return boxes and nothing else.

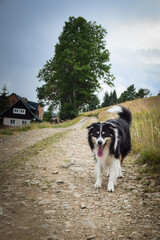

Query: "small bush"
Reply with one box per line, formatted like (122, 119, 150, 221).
(137, 148, 160, 174)
(59, 103, 78, 120)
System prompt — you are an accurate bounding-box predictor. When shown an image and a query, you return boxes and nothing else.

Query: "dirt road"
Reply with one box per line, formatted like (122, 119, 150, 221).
(0, 118, 159, 240)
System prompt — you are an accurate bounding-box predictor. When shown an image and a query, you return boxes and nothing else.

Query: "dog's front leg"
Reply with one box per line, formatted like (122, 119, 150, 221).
(94, 161, 103, 188)
(107, 158, 121, 192)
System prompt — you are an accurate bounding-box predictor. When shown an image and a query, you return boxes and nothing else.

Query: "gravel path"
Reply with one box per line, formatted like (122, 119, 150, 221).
(0, 127, 67, 163)
(0, 118, 159, 240)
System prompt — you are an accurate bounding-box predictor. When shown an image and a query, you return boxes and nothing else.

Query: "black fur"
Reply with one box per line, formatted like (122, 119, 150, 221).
(87, 106, 132, 161)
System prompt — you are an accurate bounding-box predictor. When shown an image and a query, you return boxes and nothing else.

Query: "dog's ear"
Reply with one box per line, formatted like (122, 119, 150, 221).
(86, 123, 98, 130)
(86, 124, 94, 130)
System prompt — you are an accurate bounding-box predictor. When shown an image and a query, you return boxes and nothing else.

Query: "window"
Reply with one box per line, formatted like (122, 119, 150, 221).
(13, 108, 19, 113)
(10, 119, 15, 124)
(20, 109, 25, 114)
(13, 108, 26, 115)
(22, 120, 27, 125)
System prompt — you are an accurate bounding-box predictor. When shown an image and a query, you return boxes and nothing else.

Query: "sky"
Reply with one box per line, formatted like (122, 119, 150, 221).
(0, 0, 160, 106)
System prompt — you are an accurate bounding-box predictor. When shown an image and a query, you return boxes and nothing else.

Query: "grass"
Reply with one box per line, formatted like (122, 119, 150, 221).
(0, 130, 68, 177)
(1, 96, 160, 177)
(131, 105, 160, 175)
(84, 96, 160, 176)
(132, 109, 160, 151)
(124, 98, 160, 176)
(0, 115, 83, 136)
(52, 115, 83, 128)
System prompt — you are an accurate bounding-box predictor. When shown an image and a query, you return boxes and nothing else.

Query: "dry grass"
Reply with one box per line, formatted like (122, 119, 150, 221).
(122, 97, 160, 173)
(0, 116, 83, 136)
(1, 96, 160, 174)
(131, 107, 160, 152)
(0, 131, 68, 177)
(84, 96, 160, 174)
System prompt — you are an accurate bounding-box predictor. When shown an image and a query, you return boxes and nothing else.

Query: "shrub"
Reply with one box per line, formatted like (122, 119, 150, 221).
(59, 103, 78, 120)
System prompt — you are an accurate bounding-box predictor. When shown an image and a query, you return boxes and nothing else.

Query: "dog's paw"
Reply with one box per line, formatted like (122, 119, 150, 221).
(118, 173, 123, 178)
(107, 186, 114, 192)
(94, 181, 102, 188)
(107, 181, 114, 192)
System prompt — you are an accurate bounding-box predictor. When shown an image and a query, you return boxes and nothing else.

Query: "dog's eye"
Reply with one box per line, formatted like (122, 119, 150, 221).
(96, 131, 100, 135)
(102, 131, 107, 136)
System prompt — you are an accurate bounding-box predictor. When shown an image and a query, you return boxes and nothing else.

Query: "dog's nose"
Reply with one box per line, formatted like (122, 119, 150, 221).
(98, 140, 102, 145)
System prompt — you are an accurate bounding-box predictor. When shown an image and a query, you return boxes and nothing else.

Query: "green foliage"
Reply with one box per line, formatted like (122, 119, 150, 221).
(101, 92, 110, 107)
(0, 84, 9, 114)
(136, 88, 150, 98)
(88, 95, 100, 111)
(43, 111, 52, 122)
(110, 90, 117, 105)
(118, 85, 150, 103)
(138, 148, 160, 167)
(59, 102, 78, 120)
(118, 84, 136, 103)
(37, 16, 114, 119)
(101, 90, 117, 107)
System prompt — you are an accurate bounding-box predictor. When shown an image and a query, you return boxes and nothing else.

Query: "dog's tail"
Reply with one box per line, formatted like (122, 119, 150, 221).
(107, 105, 132, 125)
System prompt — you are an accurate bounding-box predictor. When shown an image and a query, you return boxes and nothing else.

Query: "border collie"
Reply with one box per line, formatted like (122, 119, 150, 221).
(87, 105, 132, 192)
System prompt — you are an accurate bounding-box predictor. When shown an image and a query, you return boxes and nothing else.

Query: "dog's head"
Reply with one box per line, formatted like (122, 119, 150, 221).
(87, 122, 114, 157)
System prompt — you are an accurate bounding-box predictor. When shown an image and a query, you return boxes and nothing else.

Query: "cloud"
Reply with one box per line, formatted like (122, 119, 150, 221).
(104, 18, 160, 97)
(138, 49, 160, 65)
(1, 0, 160, 103)
(108, 20, 160, 52)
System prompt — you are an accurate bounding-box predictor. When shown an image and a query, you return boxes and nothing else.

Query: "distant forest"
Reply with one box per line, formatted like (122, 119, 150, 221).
(86, 84, 151, 111)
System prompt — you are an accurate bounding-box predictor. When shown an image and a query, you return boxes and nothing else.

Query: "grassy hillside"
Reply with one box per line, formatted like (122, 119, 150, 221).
(85, 96, 160, 176)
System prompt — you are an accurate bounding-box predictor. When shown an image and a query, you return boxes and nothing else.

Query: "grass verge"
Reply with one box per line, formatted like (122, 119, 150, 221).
(84, 96, 160, 176)
(0, 130, 68, 179)
(0, 116, 83, 136)
(131, 107, 160, 176)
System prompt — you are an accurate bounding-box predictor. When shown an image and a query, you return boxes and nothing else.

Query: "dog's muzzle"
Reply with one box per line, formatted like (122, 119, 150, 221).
(97, 144, 103, 157)
(97, 139, 104, 157)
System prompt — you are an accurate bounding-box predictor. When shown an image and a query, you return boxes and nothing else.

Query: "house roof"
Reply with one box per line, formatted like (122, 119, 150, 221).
(0, 98, 42, 122)
(27, 101, 38, 111)
(20, 99, 42, 122)
(9, 93, 25, 101)
(8, 93, 40, 112)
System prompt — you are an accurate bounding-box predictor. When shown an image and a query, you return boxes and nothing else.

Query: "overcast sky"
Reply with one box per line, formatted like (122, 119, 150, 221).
(0, 0, 160, 105)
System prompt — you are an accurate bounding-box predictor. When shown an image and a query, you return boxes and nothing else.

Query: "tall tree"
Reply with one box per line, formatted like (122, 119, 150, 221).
(136, 88, 150, 98)
(118, 85, 151, 103)
(88, 94, 100, 111)
(101, 89, 117, 107)
(37, 16, 114, 119)
(110, 90, 117, 105)
(101, 91, 110, 107)
(0, 85, 9, 114)
(118, 84, 136, 103)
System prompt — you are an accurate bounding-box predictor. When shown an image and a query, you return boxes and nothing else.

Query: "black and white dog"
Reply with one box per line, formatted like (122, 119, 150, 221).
(87, 105, 132, 192)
